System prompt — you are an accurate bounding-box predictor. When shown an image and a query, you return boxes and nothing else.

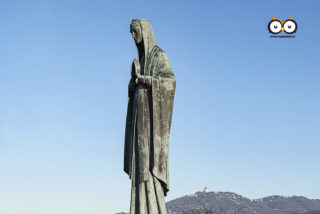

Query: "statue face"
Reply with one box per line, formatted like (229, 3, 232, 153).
(130, 22, 143, 44)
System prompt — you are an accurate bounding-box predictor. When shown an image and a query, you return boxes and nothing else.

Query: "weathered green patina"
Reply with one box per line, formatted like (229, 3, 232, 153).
(124, 19, 176, 213)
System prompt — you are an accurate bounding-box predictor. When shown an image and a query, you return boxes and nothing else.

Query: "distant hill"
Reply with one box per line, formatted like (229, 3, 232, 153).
(166, 191, 320, 214)
(116, 190, 320, 214)
(304, 211, 320, 214)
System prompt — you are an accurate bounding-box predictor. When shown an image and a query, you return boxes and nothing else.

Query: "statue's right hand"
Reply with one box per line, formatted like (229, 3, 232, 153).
(133, 58, 141, 77)
(129, 79, 136, 92)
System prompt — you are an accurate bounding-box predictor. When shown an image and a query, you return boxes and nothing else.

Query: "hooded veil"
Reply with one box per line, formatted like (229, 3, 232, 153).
(124, 19, 176, 213)
(135, 19, 157, 75)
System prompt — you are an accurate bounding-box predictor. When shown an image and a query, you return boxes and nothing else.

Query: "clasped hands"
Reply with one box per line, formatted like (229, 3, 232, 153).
(130, 58, 152, 91)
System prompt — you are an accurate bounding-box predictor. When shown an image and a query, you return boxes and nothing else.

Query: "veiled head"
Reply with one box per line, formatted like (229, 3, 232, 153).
(130, 19, 157, 51)
(130, 21, 142, 44)
(130, 19, 158, 71)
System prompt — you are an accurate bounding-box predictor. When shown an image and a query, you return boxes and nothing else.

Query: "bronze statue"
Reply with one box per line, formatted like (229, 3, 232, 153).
(124, 19, 176, 213)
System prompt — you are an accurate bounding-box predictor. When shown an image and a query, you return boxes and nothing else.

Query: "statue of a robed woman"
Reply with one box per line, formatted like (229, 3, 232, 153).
(124, 19, 176, 214)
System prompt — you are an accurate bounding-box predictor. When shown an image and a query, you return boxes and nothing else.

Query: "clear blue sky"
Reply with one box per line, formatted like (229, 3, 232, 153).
(0, 0, 319, 213)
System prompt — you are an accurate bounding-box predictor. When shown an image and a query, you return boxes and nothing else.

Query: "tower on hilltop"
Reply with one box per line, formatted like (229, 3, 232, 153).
(203, 186, 210, 193)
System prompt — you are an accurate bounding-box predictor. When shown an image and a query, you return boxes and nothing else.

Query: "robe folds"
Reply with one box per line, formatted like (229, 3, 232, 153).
(124, 46, 175, 196)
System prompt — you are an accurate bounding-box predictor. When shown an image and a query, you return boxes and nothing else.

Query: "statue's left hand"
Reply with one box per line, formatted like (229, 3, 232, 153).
(135, 74, 152, 86)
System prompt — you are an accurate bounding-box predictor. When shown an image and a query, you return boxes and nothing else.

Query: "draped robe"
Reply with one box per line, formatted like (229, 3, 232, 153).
(124, 19, 176, 214)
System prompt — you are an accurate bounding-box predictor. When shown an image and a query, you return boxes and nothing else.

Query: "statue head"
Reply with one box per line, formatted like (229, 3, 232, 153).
(130, 19, 157, 53)
(130, 20, 143, 44)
